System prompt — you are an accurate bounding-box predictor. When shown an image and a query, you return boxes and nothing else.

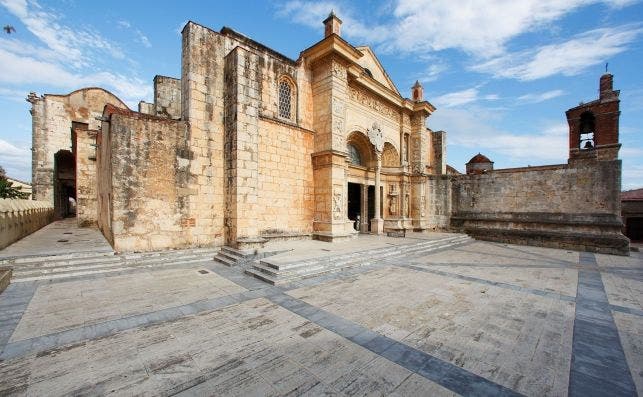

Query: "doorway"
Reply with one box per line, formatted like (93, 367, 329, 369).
(54, 150, 76, 219)
(347, 182, 361, 231)
(626, 217, 643, 242)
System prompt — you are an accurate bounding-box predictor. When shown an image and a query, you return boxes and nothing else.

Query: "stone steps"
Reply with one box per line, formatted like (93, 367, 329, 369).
(212, 246, 291, 267)
(7, 248, 219, 282)
(245, 234, 471, 285)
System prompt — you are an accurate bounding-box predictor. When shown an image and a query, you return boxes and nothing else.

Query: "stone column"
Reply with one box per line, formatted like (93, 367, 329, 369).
(371, 152, 384, 234)
(368, 123, 384, 234)
(360, 184, 369, 232)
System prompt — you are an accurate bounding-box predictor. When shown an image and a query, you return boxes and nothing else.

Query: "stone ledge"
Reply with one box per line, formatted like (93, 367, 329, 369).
(465, 227, 629, 256)
(234, 237, 268, 251)
(312, 231, 358, 242)
(260, 233, 312, 242)
(452, 212, 623, 227)
(0, 267, 12, 294)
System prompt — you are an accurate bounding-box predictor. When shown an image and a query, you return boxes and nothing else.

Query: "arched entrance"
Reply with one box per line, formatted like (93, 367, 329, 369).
(54, 150, 76, 219)
(346, 131, 378, 232)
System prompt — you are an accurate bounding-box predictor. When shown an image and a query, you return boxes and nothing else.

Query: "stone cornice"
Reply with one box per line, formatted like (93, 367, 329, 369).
(300, 34, 363, 66)
(347, 66, 435, 116)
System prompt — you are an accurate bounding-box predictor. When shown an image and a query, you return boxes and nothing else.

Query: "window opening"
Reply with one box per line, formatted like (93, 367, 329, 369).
(278, 80, 292, 120)
(579, 112, 595, 150)
(347, 144, 362, 165)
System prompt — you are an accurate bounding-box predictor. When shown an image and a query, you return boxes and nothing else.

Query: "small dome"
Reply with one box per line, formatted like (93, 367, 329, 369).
(467, 153, 493, 164)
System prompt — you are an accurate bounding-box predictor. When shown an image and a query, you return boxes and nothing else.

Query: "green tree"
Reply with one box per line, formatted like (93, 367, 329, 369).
(0, 166, 30, 199)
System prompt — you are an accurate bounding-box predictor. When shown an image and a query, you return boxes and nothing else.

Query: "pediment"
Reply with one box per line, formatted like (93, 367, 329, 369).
(354, 46, 400, 96)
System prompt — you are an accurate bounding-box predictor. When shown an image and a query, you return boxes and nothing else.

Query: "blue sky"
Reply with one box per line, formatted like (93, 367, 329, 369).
(1, 0, 642, 189)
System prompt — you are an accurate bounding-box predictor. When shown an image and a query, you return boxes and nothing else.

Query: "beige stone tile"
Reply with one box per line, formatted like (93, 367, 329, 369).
(10, 268, 245, 341)
(419, 241, 579, 267)
(602, 272, 643, 311)
(288, 266, 575, 396)
(613, 312, 643, 394)
(425, 265, 578, 297)
(596, 252, 643, 268)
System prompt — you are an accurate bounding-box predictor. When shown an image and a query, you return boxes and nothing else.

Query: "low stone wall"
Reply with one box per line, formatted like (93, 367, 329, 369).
(451, 159, 629, 255)
(0, 199, 54, 250)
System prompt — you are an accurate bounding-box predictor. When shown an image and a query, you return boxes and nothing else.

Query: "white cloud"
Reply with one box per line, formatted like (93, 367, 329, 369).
(622, 164, 643, 190)
(117, 19, 152, 48)
(0, 138, 31, 181)
(1, 0, 125, 68)
(431, 106, 568, 162)
(277, 1, 389, 44)
(278, 0, 636, 58)
(0, 0, 152, 105)
(432, 87, 499, 108)
(417, 62, 447, 83)
(518, 89, 565, 104)
(433, 88, 479, 108)
(0, 87, 27, 102)
(472, 25, 643, 80)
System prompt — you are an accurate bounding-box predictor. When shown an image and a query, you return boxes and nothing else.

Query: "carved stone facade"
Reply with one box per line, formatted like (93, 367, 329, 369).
(27, 15, 627, 254)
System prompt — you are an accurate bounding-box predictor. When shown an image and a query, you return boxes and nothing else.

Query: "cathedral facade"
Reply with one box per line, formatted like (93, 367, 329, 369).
(28, 14, 629, 255)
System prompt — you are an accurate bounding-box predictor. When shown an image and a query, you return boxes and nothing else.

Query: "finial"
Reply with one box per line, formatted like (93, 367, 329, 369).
(605, 62, 608, 73)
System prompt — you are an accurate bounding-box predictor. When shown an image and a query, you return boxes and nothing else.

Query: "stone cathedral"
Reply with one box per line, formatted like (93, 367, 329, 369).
(27, 14, 629, 255)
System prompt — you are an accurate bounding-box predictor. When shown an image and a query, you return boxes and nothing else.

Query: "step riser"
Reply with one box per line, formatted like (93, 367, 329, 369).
(247, 236, 471, 284)
(13, 258, 215, 282)
(11, 253, 215, 275)
(4, 249, 220, 268)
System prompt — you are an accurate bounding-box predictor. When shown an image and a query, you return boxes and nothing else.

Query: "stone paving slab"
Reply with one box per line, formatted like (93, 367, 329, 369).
(613, 311, 643, 394)
(287, 265, 576, 396)
(10, 267, 245, 341)
(0, 237, 642, 396)
(0, 298, 456, 396)
(420, 264, 579, 297)
(0, 218, 113, 259)
(421, 241, 580, 268)
(602, 271, 643, 311)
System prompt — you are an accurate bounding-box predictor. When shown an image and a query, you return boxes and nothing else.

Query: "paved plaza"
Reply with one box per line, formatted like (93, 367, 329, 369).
(0, 222, 641, 396)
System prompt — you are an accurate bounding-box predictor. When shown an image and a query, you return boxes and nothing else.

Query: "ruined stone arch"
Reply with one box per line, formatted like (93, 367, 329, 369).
(277, 75, 296, 121)
(346, 131, 374, 167)
(382, 142, 400, 167)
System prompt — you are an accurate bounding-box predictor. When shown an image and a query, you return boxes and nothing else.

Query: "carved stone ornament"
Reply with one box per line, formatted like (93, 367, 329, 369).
(332, 188, 343, 220)
(367, 122, 384, 153)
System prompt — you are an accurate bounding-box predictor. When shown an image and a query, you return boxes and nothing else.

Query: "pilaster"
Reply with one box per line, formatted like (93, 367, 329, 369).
(311, 58, 355, 241)
(223, 46, 264, 248)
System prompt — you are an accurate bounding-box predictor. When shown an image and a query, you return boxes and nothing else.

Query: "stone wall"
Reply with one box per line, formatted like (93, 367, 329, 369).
(154, 76, 182, 119)
(30, 89, 128, 205)
(74, 124, 98, 226)
(256, 118, 315, 237)
(98, 107, 191, 252)
(426, 175, 451, 229)
(180, 22, 228, 248)
(451, 159, 628, 254)
(0, 199, 54, 250)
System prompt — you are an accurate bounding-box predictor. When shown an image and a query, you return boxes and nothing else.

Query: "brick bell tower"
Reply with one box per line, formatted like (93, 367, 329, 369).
(566, 73, 621, 161)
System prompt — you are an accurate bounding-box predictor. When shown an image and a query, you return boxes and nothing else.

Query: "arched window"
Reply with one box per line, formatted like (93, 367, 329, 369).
(579, 111, 595, 150)
(278, 78, 294, 121)
(382, 142, 400, 167)
(347, 144, 362, 165)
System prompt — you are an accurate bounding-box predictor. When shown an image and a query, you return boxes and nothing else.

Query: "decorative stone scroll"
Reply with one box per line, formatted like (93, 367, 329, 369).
(367, 122, 384, 153)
